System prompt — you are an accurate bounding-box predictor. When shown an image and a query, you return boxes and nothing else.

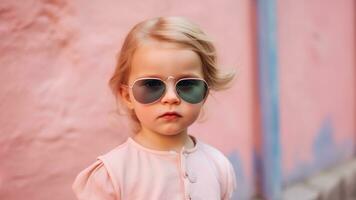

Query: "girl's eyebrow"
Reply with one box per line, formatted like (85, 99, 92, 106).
(135, 75, 161, 79)
(176, 74, 202, 79)
(136, 74, 202, 79)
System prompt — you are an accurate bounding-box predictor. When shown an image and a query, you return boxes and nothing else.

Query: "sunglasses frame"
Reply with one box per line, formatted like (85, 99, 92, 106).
(126, 76, 210, 105)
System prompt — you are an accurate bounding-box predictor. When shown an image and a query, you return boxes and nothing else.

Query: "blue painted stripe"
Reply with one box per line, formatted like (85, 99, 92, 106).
(256, 0, 282, 199)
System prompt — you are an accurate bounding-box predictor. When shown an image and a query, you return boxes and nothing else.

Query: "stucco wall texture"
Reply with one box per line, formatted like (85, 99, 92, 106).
(0, 0, 255, 200)
(1, 0, 355, 200)
(278, 0, 355, 185)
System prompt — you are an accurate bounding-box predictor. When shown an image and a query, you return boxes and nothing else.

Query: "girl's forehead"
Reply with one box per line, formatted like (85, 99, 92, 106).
(130, 42, 204, 79)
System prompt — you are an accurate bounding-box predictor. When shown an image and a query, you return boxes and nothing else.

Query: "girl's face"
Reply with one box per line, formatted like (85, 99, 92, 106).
(121, 41, 206, 136)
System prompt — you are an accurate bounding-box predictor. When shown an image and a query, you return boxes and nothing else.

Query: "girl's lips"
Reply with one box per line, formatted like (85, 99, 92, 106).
(160, 114, 181, 120)
(159, 112, 182, 119)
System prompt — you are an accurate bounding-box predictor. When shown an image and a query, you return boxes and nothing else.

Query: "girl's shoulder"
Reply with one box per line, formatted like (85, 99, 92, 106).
(98, 138, 131, 162)
(71, 139, 132, 199)
(196, 140, 237, 199)
(72, 159, 119, 199)
(197, 140, 232, 166)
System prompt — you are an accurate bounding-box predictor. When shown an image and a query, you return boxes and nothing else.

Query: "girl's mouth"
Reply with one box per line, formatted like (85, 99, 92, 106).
(161, 114, 180, 120)
(159, 112, 182, 120)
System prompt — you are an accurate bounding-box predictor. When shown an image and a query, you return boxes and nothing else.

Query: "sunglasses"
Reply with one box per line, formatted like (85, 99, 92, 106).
(126, 76, 209, 104)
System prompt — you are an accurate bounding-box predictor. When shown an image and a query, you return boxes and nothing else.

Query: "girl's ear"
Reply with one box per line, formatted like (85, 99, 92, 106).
(118, 85, 134, 110)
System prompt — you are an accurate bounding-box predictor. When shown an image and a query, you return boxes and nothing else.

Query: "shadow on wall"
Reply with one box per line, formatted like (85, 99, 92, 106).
(285, 116, 354, 184)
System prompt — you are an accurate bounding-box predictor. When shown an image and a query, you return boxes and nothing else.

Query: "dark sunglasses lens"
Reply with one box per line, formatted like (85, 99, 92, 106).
(132, 79, 165, 104)
(176, 79, 208, 104)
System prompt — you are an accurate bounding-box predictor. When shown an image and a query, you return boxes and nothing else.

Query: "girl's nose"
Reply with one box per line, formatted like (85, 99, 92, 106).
(161, 84, 180, 104)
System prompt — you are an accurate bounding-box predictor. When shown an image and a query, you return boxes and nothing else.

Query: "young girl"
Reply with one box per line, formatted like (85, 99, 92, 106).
(72, 16, 237, 200)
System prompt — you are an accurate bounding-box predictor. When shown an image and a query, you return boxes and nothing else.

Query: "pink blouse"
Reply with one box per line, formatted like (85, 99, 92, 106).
(72, 136, 237, 200)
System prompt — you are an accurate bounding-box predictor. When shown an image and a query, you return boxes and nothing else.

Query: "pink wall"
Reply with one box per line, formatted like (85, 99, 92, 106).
(2, 0, 354, 199)
(278, 0, 356, 184)
(0, 0, 256, 199)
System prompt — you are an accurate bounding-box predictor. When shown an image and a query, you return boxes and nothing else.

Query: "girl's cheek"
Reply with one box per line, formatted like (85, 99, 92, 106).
(185, 105, 203, 119)
(135, 106, 158, 121)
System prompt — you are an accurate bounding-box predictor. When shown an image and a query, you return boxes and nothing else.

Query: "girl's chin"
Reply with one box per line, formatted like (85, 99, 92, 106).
(156, 129, 187, 137)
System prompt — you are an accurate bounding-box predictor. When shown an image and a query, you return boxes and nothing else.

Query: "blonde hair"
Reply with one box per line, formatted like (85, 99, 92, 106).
(108, 16, 235, 132)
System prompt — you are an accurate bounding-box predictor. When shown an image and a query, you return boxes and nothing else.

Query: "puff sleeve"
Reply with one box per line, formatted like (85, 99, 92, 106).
(222, 160, 237, 200)
(72, 160, 119, 200)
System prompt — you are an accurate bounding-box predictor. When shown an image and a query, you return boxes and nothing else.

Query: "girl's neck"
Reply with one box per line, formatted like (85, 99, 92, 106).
(133, 128, 195, 152)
